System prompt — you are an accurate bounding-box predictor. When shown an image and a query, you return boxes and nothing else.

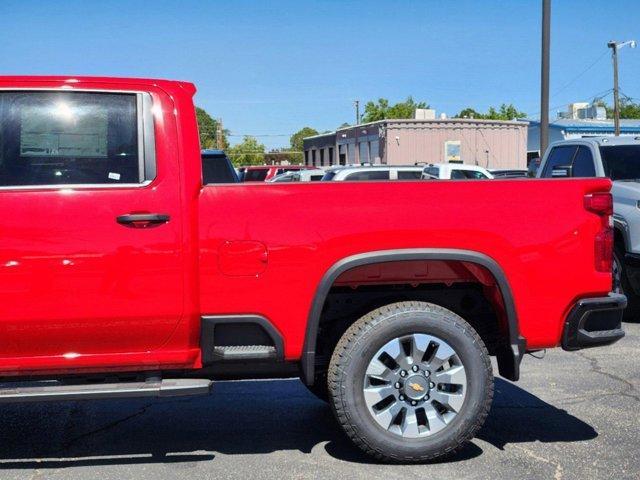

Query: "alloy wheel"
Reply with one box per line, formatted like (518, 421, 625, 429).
(363, 333, 467, 438)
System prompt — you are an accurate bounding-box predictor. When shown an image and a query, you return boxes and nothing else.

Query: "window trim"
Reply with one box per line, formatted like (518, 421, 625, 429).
(0, 88, 156, 191)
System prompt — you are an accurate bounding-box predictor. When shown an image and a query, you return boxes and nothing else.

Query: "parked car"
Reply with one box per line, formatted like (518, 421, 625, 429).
(421, 163, 494, 179)
(490, 169, 529, 178)
(201, 149, 239, 184)
(0, 75, 625, 463)
(242, 165, 307, 182)
(321, 165, 423, 181)
(268, 169, 324, 182)
(537, 136, 640, 317)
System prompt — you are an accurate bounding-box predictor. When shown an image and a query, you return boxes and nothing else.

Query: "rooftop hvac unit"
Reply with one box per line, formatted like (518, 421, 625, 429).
(414, 108, 436, 120)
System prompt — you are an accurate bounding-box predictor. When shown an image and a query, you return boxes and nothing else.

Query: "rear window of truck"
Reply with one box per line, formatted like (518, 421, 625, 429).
(600, 145, 640, 181)
(201, 153, 239, 184)
(244, 169, 269, 181)
(0, 91, 149, 187)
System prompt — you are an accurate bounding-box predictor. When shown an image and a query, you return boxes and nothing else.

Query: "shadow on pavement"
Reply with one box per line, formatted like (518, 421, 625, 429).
(0, 377, 596, 469)
(478, 378, 597, 450)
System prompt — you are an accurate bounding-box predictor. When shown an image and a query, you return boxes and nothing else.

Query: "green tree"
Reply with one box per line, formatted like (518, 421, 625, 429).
(454, 103, 526, 120)
(619, 100, 640, 119)
(227, 136, 265, 166)
(195, 106, 228, 149)
(361, 96, 429, 123)
(456, 107, 483, 119)
(599, 99, 640, 119)
(289, 126, 318, 164)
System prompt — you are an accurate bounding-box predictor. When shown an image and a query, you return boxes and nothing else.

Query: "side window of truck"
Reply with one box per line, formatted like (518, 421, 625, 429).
(571, 146, 596, 177)
(541, 146, 577, 177)
(0, 91, 154, 187)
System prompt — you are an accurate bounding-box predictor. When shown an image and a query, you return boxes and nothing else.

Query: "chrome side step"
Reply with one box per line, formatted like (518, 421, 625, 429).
(212, 345, 277, 361)
(0, 378, 213, 403)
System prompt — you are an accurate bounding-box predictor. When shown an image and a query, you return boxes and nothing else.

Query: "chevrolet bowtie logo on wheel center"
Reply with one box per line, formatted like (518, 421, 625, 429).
(409, 382, 425, 392)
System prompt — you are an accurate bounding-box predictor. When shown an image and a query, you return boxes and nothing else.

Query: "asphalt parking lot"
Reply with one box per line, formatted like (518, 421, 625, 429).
(0, 323, 638, 480)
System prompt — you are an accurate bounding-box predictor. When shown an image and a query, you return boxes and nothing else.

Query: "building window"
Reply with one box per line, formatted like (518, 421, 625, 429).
(320, 149, 325, 166)
(304, 150, 309, 166)
(328, 147, 334, 165)
(311, 149, 316, 167)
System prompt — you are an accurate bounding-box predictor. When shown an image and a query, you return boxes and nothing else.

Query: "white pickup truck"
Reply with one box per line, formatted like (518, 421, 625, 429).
(537, 136, 640, 318)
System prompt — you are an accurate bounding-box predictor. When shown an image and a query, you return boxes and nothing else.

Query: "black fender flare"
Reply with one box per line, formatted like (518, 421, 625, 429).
(301, 248, 526, 383)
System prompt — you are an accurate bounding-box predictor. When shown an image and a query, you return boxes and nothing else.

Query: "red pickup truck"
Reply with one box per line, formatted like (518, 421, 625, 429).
(0, 76, 625, 462)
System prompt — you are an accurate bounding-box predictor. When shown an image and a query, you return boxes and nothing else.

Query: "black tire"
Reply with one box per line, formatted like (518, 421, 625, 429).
(328, 301, 493, 463)
(614, 244, 640, 321)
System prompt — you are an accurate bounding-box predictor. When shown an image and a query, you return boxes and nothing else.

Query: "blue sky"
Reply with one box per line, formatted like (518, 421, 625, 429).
(1, 0, 639, 149)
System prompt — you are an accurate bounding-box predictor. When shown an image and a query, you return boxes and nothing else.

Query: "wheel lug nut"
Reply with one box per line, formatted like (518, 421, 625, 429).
(399, 394, 405, 401)
(411, 400, 417, 406)
(394, 382, 401, 389)
(429, 382, 435, 389)
(412, 365, 419, 372)
(400, 370, 407, 377)
(425, 394, 430, 400)
(424, 370, 430, 377)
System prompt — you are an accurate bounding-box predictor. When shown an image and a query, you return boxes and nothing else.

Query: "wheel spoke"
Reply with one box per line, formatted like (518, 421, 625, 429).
(428, 342, 456, 371)
(401, 408, 420, 438)
(381, 338, 402, 362)
(366, 358, 392, 379)
(435, 365, 466, 386)
(424, 404, 448, 434)
(363, 385, 396, 408)
(430, 390, 465, 413)
(410, 334, 431, 361)
(375, 401, 402, 430)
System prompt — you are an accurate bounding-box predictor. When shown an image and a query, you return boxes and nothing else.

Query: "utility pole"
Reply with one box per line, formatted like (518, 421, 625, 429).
(216, 118, 223, 149)
(609, 41, 622, 136)
(607, 39, 636, 137)
(354, 100, 360, 164)
(540, 0, 551, 157)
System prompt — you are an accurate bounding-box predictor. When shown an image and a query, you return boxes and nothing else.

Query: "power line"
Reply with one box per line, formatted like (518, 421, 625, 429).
(528, 87, 614, 119)
(227, 133, 293, 137)
(550, 50, 609, 99)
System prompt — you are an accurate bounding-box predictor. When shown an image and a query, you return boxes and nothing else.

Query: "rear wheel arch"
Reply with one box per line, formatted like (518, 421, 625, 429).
(301, 249, 525, 385)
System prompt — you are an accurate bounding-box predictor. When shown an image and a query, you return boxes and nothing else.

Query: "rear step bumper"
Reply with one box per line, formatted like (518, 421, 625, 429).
(0, 378, 212, 403)
(562, 293, 626, 351)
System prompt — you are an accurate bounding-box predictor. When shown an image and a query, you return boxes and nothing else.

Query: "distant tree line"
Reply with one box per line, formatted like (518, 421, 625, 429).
(454, 104, 526, 120)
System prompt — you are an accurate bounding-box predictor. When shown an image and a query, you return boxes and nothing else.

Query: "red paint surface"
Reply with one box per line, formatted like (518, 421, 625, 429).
(0, 76, 613, 376)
